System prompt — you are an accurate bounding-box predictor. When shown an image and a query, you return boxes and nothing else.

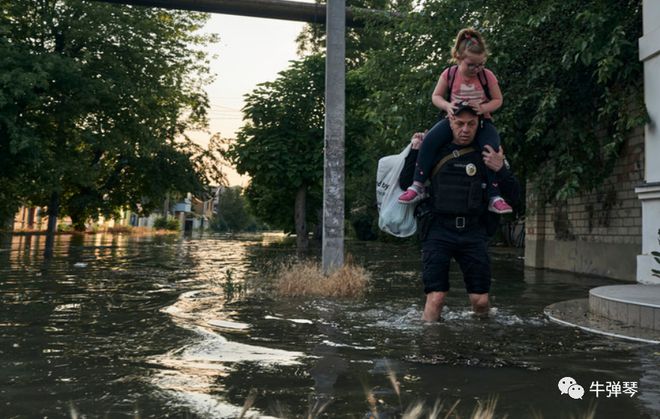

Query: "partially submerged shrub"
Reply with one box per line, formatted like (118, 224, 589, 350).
(106, 225, 132, 234)
(57, 223, 73, 233)
(274, 257, 371, 298)
(153, 217, 180, 231)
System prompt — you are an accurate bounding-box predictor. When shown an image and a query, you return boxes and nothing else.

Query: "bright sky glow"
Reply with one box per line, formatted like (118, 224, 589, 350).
(187, 7, 314, 186)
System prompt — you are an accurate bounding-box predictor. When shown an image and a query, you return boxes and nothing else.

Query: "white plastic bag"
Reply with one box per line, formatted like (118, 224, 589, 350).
(376, 143, 416, 237)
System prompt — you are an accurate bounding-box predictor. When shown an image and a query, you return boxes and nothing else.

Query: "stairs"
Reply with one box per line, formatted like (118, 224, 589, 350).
(544, 285, 660, 344)
(589, 285, 660, 331)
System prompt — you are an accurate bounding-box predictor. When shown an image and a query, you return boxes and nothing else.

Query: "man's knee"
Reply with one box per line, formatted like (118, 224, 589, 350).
(426, 291, 447, 306)
(469, 293, 489, 313)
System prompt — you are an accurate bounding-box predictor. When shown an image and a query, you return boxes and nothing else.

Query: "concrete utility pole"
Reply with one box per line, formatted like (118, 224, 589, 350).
(322, 0, 345, 274)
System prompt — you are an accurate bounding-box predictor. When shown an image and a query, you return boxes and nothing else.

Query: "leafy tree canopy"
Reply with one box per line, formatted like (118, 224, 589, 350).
(0, 0, 223, 227)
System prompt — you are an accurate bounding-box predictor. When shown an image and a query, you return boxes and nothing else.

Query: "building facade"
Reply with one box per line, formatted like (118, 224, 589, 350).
(526, 0, 660, 284)
(525, 129, 644, 281)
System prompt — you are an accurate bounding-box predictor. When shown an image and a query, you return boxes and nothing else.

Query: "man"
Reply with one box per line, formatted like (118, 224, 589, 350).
(410, 102, 520, 321)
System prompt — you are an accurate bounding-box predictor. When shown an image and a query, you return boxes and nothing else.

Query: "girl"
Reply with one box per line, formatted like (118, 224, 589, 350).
(398, 28, 513, 214)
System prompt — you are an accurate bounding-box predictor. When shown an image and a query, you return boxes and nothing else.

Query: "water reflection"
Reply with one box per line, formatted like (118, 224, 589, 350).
(0, 233, 658, 418)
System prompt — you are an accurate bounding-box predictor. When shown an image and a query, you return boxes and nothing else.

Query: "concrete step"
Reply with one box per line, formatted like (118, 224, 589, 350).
(589, 285, 660, 331)
(545, 299, 660, 344)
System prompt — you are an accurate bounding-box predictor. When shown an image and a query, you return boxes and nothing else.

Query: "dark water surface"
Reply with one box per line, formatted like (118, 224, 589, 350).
(1, 233, 658, 418)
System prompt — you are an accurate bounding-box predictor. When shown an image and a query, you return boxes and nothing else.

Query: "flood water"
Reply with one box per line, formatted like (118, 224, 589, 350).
(1, 232, 659, 419)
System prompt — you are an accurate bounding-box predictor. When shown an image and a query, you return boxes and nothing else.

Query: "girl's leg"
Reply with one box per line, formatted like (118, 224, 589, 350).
(399, 118, 453, 204)
(476, 120, 513, 214)
(413, 118, 453, 184)
(476, 120, 500, 199)
(477, 119, 500, 152)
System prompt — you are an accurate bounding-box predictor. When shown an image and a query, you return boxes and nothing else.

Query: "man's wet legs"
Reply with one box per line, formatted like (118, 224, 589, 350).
(422, 291, 447, 321)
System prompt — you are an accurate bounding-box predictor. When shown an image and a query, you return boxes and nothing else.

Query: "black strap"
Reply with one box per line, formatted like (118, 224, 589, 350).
(430, 146, 476, 178)
(478, 69, 492, 101)
(445, 65, 458, 101)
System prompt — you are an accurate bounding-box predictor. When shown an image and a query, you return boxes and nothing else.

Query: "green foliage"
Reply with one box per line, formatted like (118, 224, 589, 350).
(153, 218, 168, 230)
(221, 268, 243, 301)
(361, 0, 646, 202)
(295, 0, 403, 68)
(349, 211, 378, 240)
(57, 223, 74, 233)
(211, 186, 261, 232)
(153, 217, 180, 231)
(0, 0, 223, 225)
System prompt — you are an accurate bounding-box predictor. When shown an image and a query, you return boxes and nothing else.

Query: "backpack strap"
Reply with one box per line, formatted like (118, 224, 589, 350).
(430, 147, 477, 178)
(478, 70, 492, 101)
(445, 65, 458, 101)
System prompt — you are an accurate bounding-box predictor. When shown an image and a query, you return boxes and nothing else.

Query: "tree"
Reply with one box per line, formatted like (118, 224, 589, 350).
(0, 1, 223, 240)
(211, 186, 259, 232)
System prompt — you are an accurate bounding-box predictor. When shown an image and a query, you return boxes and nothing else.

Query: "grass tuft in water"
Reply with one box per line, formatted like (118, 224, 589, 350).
(306, 394, 332, 419)
(238, 388, 258, 419)
(363, 368, 502, 419)
(69, 402, 79, 419)
(362, 368, 596, 419)
(470, 397, 501, 419)
(274, 255, 370, 298)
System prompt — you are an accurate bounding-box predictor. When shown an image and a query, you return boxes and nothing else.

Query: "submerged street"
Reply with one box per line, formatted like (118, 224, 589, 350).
(1, 233, 658, 418)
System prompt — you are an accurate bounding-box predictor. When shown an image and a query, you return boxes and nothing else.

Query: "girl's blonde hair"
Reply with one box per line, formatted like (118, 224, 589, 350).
(451, 28, 488, 62)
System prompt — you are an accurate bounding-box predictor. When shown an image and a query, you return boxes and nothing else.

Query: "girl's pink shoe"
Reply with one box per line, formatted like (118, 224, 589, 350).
(398, 186, 424, 204)
(488, 197, 513, 214)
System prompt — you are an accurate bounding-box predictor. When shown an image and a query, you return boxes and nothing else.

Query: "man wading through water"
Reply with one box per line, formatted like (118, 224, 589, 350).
(399, 103, 520, 321)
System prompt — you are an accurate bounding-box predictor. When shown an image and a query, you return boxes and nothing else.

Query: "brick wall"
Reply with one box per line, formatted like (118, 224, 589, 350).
(525, 128, 644, 280)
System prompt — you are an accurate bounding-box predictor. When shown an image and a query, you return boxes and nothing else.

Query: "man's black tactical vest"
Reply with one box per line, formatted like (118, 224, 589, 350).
(429, 147, 487, 216)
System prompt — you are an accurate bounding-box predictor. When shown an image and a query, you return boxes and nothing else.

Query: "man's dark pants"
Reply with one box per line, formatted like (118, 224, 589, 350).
(421, 216, 492, 295)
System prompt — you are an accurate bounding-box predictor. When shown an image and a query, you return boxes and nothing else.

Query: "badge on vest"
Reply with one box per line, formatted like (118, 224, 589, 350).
(465, 163, 477, 176)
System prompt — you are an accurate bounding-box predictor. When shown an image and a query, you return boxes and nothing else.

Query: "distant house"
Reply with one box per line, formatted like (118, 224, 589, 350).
(126, 189, 220, 232)
(190, 191, 218, 232)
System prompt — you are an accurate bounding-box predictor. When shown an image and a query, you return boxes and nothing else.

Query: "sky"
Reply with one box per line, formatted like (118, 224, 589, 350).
(187, 10, 312, 186)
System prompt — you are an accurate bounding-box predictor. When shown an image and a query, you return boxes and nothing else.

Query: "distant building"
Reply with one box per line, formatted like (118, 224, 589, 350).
(10, 188, 220, 233)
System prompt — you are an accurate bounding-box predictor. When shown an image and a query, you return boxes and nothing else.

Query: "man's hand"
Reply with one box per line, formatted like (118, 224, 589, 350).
(482, 145, 506, 172)
(410, 131, 426, 150)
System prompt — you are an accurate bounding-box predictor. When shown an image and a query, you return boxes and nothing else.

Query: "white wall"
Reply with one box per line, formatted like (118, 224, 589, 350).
(636, 0, 660, 284)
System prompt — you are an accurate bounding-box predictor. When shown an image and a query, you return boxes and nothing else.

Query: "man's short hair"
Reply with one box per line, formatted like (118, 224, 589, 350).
(454, 102, 478, 117)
